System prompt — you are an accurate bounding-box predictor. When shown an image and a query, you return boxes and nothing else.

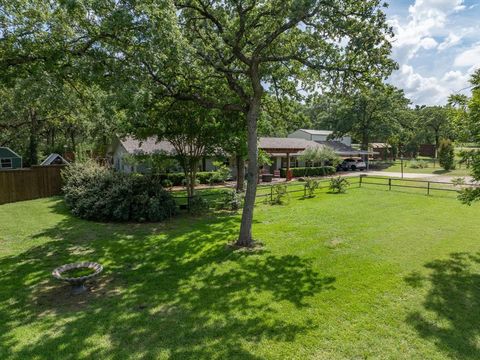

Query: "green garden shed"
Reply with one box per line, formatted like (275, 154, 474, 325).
(0, 147, 23, 170)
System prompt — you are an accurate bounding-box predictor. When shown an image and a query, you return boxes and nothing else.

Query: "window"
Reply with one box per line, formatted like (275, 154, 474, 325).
(281, 157, 298, 168)
(1, 158, 12, 168)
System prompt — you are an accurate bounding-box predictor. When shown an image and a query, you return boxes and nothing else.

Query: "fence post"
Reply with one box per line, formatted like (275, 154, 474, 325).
(388, 178, 392, 191)
(359, 174, 363, 188)
(270, 186, 273, 203)
(427, 181, 430, 196)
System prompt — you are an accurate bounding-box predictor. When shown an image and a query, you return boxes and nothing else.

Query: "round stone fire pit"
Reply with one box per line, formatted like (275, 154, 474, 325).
(52, 262, 103, 294)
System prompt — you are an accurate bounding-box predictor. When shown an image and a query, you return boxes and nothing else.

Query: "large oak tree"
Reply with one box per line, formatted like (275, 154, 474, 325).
(171, 0, 396, 246)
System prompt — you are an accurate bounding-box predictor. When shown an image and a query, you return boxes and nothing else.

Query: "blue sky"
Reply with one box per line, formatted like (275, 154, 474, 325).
(384, 0, 480, 105)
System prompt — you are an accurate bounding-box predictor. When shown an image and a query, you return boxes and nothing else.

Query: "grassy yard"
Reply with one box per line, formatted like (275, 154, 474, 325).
(374, 159, 470, 177)
(1, 186, 480, 359)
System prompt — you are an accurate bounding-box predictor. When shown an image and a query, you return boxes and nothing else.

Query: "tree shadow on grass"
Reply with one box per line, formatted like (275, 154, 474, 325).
(0, 199, 335, 359)
(405, 252, 480, 359)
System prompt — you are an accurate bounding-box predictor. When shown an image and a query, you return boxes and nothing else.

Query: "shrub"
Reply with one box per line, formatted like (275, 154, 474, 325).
(304, 178, 319, 198)
(270, 184, 289, 205)
(216, 189, 243, 211)
(160, 173, 185, 186)
(438, 139, 455, 170)
(409, 160, 429, 169)
(62, 161, 177, 222)
(451, 177, 466, 188)
(161, 179, 173, 189)
(329, 176, 349, 194)
(182, 177, 200, 187)
(211, 161, 231, 184)
(157, 170, 231, 187)
(188, 195, 209, 214)
(280, 166, 335, 178)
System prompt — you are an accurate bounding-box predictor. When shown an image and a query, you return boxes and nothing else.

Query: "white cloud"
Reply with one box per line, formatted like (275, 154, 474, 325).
(453, 43, 480, 67)
(438, 33, 461, 50)
(385, 0, 479, 104)
(389, 65, 472, 105)
(389, 0, 465, 58)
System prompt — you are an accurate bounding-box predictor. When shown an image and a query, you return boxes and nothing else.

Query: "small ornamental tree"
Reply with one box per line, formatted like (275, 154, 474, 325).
(438, 139, 455, 171)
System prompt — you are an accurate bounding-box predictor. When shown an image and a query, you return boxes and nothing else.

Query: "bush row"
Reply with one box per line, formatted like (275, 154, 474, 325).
(280, 166, 336, 178)
(63, 162, 177, 222)
(158, 171, 227, 186)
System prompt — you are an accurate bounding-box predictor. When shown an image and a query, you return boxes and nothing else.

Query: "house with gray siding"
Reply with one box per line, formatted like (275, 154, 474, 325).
(109, 136, 217, 173)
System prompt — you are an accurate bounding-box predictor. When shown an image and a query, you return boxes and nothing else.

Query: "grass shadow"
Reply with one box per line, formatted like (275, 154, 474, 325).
(405, 252, 480, 359)
(0, 199, 334, 359)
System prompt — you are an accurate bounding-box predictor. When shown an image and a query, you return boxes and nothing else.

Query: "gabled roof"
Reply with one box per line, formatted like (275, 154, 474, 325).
(259, 137, 321, 151)
(315, 141, 374, 155)
(370, 143, 391, 149)
(0, 147, 22, 158)
(297, 129, 333, 136)
(119, 136, 176, 155)
(41, 153, 69, 165)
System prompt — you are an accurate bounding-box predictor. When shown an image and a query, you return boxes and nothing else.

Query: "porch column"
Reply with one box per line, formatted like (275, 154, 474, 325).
(286, 152, 290, 182)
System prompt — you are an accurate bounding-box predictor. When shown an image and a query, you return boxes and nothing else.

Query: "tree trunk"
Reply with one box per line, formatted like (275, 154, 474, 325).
(237, 98, 261, 247)
(70, 129, 77, 153)
(434, 132, 440, 158)
(188, 169, 196, 198)
(236, 155, 245, 192)
(361, 130, 369, 169)
(28, 109, 39, 166)
(361, 130, 369, 151)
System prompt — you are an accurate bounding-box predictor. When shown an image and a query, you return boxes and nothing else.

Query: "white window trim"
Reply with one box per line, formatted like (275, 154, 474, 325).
(0, 157, 13, 169)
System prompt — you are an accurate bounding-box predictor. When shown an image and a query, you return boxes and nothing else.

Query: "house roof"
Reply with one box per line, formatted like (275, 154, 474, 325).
(370, 143, 391, 149)
(298, 129, 333, 136)
(259, 137, 375, 156)
(119, 136, 176, 155)
(0, 147, 22, 158)
(259, 137, 321, 151)
(40, 153, 69, 165)
(316, 141, 375, 156)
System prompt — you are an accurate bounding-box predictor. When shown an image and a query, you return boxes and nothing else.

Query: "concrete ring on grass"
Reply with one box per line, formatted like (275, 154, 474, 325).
(52, 262, 103, 295)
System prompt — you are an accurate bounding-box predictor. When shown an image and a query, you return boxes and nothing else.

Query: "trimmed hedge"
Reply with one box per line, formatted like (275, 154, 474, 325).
(159, 171, 226, 186)
(280, 166, 336, 178)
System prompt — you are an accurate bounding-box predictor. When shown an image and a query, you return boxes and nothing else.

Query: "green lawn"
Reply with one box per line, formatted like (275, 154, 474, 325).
(375, 159, 470, 176)
(1, 187, 480, 359)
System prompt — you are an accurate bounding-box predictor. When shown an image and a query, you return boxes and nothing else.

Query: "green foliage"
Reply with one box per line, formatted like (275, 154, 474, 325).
(209, 161, 231, 185)
(408, 160, 429, 169)
(270, 184, 289, 205)
(258, 149, 273, 167)
(451, 177, 466, 187)
(124, 152, 179, 175)
(161, 179, 173, 189)
(329, 177, 349, 194)
(311, 85, 411, 150)
(62, 161, 177, 222)
(438, 139, 455, 171)
(299, 146, 341, 168)
(158, 171, 231, 187)
(304, 178, 320, 198)
(458, 149, 477, 168)
(459, 151, 480, 205)
(188, 195, 209, 215)
(280, 166, 336, 178)
(216, 190, 244, 211)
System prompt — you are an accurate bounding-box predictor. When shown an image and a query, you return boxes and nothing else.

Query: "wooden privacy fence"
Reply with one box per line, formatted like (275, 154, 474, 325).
(0, 165, 66, 205)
